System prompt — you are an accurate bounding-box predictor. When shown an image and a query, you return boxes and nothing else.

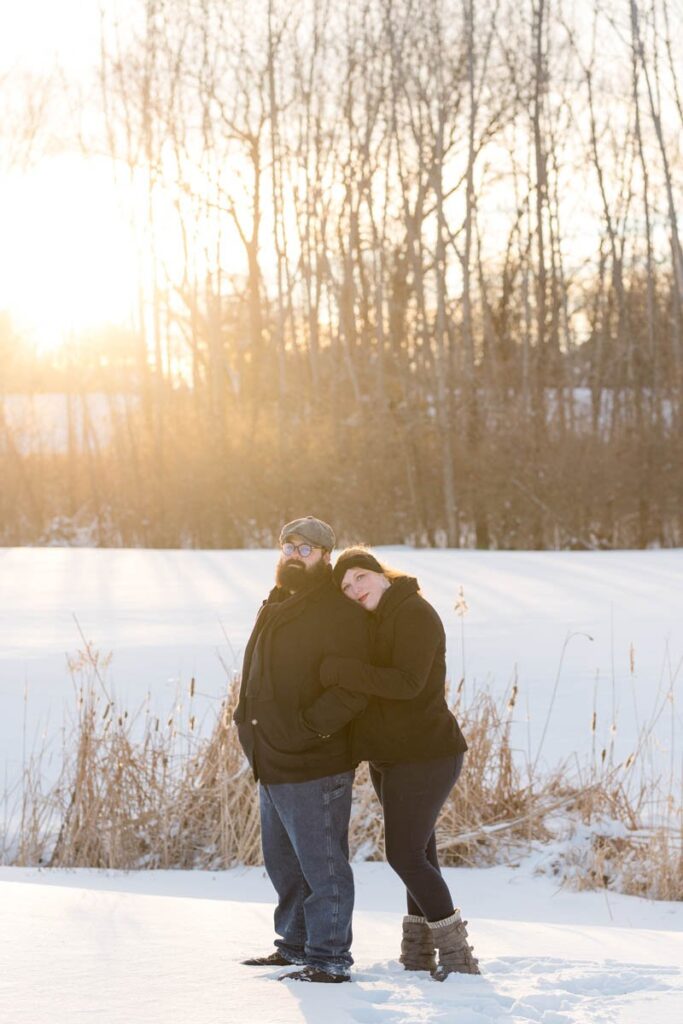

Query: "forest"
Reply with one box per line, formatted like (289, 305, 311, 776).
(1, 0, 682, 549)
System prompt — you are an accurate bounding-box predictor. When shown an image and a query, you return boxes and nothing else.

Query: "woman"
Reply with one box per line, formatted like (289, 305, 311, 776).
(302, 547, 479, 980)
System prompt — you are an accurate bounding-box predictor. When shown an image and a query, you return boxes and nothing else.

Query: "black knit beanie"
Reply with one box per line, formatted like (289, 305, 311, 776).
(332, 550, 384, 587)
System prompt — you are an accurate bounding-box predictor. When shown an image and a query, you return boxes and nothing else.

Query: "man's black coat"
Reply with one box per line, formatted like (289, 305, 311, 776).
(234, 569, 370, 784)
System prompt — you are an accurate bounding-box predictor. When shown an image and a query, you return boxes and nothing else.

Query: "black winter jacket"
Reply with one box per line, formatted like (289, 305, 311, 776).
(234, 570, 370, 784)
(303, 576, 467, 765)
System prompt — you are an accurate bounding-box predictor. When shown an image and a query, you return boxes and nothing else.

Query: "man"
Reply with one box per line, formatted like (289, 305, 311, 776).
(234, 516, 369, 983)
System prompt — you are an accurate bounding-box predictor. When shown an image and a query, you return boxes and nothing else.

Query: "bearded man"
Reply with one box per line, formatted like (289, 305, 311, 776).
(234, 516, 369, 983)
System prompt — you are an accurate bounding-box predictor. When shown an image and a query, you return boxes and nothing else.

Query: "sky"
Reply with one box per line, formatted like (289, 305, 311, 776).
(0, 156, 140, 350)
(0, 0, 679, 357)
(0, 1, 139, 352)
(0, 0, 102, 74)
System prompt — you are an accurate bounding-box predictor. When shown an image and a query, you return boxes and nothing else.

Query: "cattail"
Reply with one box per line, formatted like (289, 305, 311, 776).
(629, 644, 635, 675)
(15, 659, 678, 895)
(190, 677, 196, 698)
(454, 586, 469, 617)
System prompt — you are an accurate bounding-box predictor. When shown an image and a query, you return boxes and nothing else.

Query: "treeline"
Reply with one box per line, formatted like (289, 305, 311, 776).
(2, 0, 683, 549)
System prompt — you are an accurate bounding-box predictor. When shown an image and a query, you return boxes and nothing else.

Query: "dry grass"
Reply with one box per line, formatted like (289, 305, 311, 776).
(573, 827, 683, 901)
(437, 682, 554, 864)
(41, 663, 262, 870)
(2, 646, 681, 902)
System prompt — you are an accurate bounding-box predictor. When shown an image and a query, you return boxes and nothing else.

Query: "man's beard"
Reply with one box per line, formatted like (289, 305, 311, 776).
(276, 557, 330, 593)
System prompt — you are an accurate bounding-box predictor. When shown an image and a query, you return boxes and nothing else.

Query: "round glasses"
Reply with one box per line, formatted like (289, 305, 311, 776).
(281, 541, 319, 558)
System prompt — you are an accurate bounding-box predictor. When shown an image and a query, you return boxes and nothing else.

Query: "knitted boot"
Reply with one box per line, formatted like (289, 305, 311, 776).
(399, 914, 437, 972)
(428, 909, 481, 980)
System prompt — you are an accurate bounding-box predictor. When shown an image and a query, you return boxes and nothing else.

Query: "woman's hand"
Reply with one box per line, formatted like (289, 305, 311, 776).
(297, 710, 329, 741)
(299, 709, 331, 740)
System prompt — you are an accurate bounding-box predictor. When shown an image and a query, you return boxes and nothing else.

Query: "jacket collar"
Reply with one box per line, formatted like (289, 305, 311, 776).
(374, 575, 419, 618)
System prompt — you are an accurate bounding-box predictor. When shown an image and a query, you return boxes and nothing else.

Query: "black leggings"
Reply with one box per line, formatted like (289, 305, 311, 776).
(369, 753, 464, 922)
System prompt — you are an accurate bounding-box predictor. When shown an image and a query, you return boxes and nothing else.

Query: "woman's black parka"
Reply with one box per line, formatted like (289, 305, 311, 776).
(303, 576, 467, 764)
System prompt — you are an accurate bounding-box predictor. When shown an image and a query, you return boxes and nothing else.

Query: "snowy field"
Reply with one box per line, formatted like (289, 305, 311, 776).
(1, 860, 682, 1024)
(1, 546, 682, 1021)
(2, 390, 672, 456)
(1, 546, 682, 795)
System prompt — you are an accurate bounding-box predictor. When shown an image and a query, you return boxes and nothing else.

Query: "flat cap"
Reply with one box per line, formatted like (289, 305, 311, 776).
(279, 515, 336, 551)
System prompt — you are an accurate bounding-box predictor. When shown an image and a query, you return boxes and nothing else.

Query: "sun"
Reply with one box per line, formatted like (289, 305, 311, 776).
(0, 153, 140, 354)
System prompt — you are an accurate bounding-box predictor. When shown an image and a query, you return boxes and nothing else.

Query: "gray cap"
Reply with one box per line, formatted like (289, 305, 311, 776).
(279, 516, 336, 551)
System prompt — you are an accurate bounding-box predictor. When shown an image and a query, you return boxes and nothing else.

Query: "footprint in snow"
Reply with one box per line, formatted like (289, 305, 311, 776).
(349, 967, 516, 1024)
(480, 955, 682, 1024)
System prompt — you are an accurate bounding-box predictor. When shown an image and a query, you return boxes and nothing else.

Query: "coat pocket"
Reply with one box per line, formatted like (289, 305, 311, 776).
(255, 703, 324, 756)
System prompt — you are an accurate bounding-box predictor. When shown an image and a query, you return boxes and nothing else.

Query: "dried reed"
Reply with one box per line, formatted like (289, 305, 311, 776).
(3, 648, 681, 902)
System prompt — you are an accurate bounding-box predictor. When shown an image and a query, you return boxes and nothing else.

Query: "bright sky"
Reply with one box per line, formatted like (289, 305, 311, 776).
(0, 0, 102, 74)
(0, 1, 140, 351)
(0, 0, 677, 356)
(0, 157, 140, 350)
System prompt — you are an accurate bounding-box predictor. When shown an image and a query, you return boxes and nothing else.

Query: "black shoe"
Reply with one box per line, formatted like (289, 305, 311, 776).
(279, 965, 350, 984)
(242, 951, 301, 967)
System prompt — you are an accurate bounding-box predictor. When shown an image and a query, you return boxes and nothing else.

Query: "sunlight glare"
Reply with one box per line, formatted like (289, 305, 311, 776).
(0, 155, 139, 353)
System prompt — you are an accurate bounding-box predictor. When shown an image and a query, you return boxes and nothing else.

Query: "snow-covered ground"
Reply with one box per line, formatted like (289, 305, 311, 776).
(1, 860, 681, 1024)
(1, 547, 682, 796)
(2, 390, 672, 455)
(1, 393, 137, 454)
(1, 546, 682, 1021)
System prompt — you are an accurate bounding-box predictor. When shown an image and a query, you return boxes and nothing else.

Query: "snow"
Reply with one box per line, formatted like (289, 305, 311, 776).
(1, 546, 682, 796)
(1, 393, 137, 454)
(2, 390, 671, 457)
(1, 545, 682, 1021)
(1, 861, 681, 1023)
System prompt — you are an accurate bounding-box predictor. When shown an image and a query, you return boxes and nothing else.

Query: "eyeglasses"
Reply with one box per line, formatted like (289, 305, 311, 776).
(281, 541, 320, 558)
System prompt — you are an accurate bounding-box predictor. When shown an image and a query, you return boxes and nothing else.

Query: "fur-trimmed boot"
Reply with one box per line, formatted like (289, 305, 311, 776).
(427, 909, 481, 980)
(399, 914, 437, 972)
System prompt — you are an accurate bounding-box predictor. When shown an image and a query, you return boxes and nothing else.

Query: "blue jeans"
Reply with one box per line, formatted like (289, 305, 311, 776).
(259, 771, 355, 976)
